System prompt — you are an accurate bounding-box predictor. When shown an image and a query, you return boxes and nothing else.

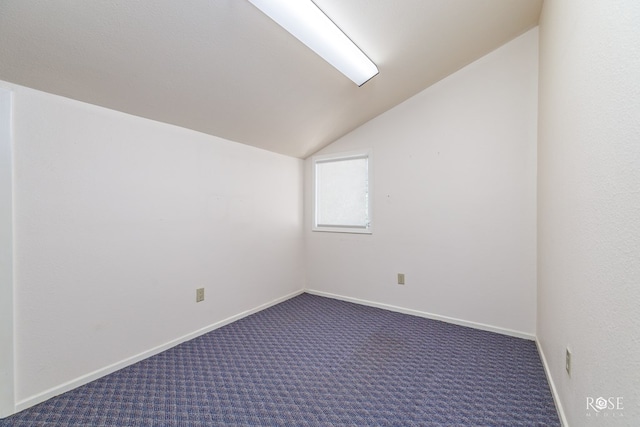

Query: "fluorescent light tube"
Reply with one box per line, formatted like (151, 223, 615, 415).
(249, 0, 379, 86)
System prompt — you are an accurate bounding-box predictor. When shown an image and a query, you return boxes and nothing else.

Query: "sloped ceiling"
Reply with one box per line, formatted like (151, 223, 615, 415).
(0, 0, 542, 158)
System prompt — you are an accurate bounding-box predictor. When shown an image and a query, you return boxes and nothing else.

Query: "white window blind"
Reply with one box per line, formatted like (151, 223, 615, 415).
(313, 151, 371, 233)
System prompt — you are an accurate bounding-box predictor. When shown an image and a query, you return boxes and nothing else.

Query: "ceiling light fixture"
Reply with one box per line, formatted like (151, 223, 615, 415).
(248, 0, 379, 86)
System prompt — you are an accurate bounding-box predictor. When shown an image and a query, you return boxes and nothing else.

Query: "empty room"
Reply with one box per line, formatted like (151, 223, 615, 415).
(0, 0, 638, 426)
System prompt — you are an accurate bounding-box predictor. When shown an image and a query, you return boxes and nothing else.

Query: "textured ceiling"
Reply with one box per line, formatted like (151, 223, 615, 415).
(0, 0, 542, 158)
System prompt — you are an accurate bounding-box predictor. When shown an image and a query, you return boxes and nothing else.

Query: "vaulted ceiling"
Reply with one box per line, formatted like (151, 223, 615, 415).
(0, 0, 542, 158)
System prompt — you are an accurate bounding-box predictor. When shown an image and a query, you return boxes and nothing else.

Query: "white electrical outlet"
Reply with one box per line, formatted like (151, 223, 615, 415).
(566, 347, 571, 376)
(397, 273, 405, 285)
(196, 288, 205, 303)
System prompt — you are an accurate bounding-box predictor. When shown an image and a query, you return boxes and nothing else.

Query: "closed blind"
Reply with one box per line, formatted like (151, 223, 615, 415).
(316, 156, 369, 228)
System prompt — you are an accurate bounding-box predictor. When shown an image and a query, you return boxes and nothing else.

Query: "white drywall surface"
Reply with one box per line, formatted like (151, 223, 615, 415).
(3, 80, 304, 407)
(537, 0, 640, 425)
(0, 88, 15, 417)
(305, 29, 539, 336)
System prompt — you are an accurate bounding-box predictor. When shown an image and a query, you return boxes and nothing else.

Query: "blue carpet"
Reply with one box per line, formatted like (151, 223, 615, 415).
(1, 293, 559, 426)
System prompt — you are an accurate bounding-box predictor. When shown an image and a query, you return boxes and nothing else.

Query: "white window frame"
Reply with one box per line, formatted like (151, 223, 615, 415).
(312, 149, 373, 234)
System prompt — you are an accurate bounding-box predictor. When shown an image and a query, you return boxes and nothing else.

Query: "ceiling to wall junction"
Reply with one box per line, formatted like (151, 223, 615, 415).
(0, 0, 542, 158)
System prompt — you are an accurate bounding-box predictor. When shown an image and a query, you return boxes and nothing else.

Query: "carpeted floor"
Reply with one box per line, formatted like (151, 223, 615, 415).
(0, 293, 560, 426)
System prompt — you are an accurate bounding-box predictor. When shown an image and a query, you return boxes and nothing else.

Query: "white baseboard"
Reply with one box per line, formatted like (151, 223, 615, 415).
(14, 289, 304, 413)
(536, 338, 569, 427)
(305, 289, 536, 341)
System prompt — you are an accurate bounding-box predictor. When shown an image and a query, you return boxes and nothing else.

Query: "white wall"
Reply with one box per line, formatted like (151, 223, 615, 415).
(2, 80, 304, 411)
(305, 29, 539, 337)
(537, 1, 640, 425)
(0, 88, 14, 418)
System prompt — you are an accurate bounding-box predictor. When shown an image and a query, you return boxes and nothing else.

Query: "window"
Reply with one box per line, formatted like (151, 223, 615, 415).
(312, 150, 372, 233)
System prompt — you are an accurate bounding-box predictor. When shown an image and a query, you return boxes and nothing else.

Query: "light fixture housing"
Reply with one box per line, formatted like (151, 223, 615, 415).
(248, 0, 379, 86)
